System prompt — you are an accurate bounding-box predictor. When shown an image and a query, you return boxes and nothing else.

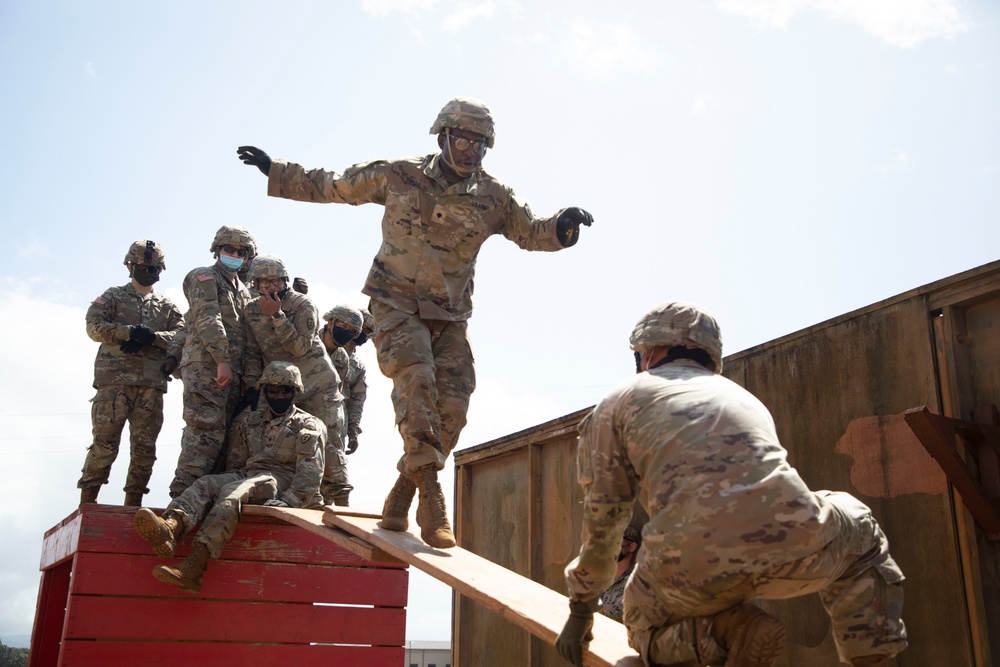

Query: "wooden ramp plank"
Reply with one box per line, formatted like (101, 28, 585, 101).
(242, 506, 404, 565)
(321, 508, 643, 667)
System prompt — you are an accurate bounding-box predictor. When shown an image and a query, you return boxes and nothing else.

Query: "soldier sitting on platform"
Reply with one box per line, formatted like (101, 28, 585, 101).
(133, 361, 326, 593)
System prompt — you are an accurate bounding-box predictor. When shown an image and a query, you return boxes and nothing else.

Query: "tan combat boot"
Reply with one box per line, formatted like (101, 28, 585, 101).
(379, 473, 417, 531)
(331, 491, 351, 507)
(134, 508, 183, 558)
(123, 492, 144, 507)
(710, 603, 786, 667)
(413, 466, 457, 549)
(79, 486, 100, 506)
(152, 543, 210, 593)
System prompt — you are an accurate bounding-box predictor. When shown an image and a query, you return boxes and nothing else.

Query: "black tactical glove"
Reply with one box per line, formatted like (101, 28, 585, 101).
(244, 387, 260, 412)
(292, 277, 309, 294)
(555, 597, 600, 667)
(237, 146, 272, 176)
(160, 354, 179, 379)
(556, 207, 594, 248)
(129, 324, 157, 345)
(119, 339, 145, 355)
(346, 435, 359, 455)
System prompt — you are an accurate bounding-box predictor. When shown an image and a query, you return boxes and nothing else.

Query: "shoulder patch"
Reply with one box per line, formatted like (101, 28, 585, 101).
(197, 272, 214, 282)
(93, 296, 108, 305)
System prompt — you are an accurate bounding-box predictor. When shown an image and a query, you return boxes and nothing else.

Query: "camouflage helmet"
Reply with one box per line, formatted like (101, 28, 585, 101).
(630, 301, 723, 373)
(429, 97, 495, 149)
(323, 303, 363, 336)
(256, 361, 304, 393)
(124, 240, 166, 269)
(210, 225, 257, 258)
(359, 306, 374, 337)
(248, 254, 289, 282)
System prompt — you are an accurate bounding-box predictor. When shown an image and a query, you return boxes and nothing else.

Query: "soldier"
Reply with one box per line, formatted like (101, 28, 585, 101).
(556, 302, 907, 667)
(237, 97, 593, 548)
(79, 240, 184, 507)
(340, 306, 372, 457)
(133, 361, 325, 592)
(319, 303, 364, 504)
(242, 255, 350, 506)
(169, 225, 256, 498)
(600, 521, 643, 624)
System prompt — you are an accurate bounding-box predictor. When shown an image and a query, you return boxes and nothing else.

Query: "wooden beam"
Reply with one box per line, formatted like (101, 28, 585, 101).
(323, 509, 643, 667)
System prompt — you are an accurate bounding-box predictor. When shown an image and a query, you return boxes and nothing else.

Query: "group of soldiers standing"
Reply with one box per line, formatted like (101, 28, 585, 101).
(79, 228, 372, 507)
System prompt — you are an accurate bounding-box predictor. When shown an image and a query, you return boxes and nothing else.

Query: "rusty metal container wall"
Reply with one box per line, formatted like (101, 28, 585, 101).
(453, 259, 1000, 667)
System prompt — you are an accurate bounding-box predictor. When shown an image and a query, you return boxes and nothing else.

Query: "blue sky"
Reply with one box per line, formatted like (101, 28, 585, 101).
(0, 0, 996, 645)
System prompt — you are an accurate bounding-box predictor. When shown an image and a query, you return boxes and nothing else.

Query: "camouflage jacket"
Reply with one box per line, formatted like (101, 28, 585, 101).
(85, 283, 184, 391)
(226, 405, 326, 508)
(565, 360, 839, 601)
(179, 264, 251, 373)
(268, 153, 569, 321)
(345, 350, 368, 438)
(243, 291, 343, 402)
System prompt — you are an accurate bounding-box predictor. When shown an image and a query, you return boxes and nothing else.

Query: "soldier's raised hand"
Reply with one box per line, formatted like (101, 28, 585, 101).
(556, 207, 594, 247)
(237, 146, 272, 176)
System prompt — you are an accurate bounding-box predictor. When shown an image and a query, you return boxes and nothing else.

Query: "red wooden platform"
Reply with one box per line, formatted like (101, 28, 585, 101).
(28, 503, 408, 666)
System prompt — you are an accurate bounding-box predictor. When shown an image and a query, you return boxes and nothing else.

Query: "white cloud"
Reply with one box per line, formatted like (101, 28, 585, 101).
(558, 19, 660, 78)
(362, 0, 440, 18)
(692, 94, 714, 114)
(85, 61, 97, 77)
(14, 240, 51, 259)
(878, 148, 911, 174)
(441, 1, 496, 31)
(715, 0, 968, 48)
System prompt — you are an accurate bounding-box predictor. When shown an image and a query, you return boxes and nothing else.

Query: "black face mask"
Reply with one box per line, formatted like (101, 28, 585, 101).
(275, 288, 289, 300)
(354, 332, 369, 346)
(265, 395, 294, 415)
(634, 351, 642, 374)
(332, 326, 355, 346)
(133, 266, 161, 286)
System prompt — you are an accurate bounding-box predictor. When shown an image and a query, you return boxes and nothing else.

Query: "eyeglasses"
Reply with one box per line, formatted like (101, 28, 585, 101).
(448, 133, 487, 153)
(221, 244, 249, 257)
(257, 278, 285, 288)
(264, 385, 294, 398)
(131, 264, 162, 273)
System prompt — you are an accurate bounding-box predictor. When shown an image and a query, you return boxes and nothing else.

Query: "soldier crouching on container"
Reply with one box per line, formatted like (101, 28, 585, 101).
(557, 302, 907, 667)
(79, 240, 184, 507)
(242, 255, 349, 506)
(237, 97, 593, 549)
(168, 225, 256, 498)
(133, 361, 326, 593)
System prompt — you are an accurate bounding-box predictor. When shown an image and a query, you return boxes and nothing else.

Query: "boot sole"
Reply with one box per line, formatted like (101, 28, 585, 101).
(378, 517, 409, 531)
(152, 565, 201, 593)
(134, 509, 176, 558)
(726, 614, 787, 667)
(421, 529, 457, 549)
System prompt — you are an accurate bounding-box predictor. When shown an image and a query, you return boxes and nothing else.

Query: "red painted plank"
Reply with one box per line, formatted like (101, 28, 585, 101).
(65, 596, 406, 645)
(27, 560, 72, 667)
(39, 511, 81, 570)
(70, 551, 408, 606)
(59, 641, 404, 667)
(69, 504, 395, 567)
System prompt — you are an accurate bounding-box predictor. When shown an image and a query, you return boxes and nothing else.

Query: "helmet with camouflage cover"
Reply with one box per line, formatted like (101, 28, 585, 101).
(323, 303, 364, 336)
(429, 97, 495, 148)
(124, 240, 166, 269)
(248, 254, 289, 282)
(256, 361, 304, 393)
(209, 225, 257, 259)
(630, 301, 723, 373)
(359, 307, 374, 338)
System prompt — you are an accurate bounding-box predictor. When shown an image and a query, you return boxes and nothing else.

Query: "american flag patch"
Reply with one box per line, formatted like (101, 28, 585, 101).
(93, 296, 108, 305)
(197, 272, 214, 282)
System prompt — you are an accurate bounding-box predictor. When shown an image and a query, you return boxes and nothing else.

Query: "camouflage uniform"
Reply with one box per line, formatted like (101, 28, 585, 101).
(80, 284, 184, 494)
(344, 349, 368, 446)
(164, 403, 325, 559)
(565, 359, 908, 665)
(268, 152, 571, 473)
(243, 290, 349, 502)
(170, 264, 252, 497)
(601, 561, 636, 624)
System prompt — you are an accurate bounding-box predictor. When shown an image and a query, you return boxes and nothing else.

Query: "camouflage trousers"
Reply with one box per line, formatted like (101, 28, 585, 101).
(167, 469, 294, 559)
(623, 492, 907, 666)
(297, 390, 350, 501)
(170, 362, 241, 498)
(370, 299, 476, 474)
(78, 385, 165, 494)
